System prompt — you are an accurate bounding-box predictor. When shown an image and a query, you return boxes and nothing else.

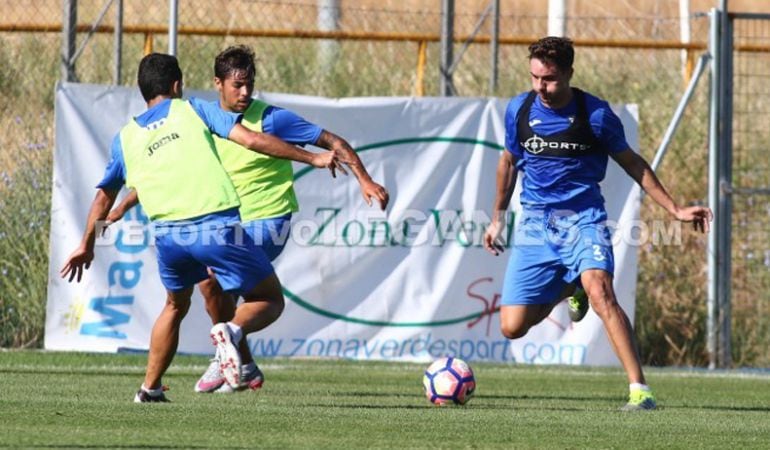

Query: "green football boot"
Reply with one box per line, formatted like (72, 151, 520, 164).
(621, 388, 657, 411)
(567, 288, 589, 322)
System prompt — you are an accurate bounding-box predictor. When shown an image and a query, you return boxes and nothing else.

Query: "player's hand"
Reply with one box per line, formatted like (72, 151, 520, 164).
(327, 148, 353, 178)
(332, 147, 357, 167)
(60, 246, 95, 283)
(106, 206, 127, 225)
(359, 180, 389, 210)
(310, 150, 337, 170)
(483, 220, 506, 256)
(674, 205, 713, 233)
(328, 158, 348, 178)
(98, 208, 126, 236)
(97, 219, 112, 237)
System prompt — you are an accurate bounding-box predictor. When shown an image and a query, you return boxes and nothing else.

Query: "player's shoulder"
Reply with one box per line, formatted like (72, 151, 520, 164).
(186, 96, 219, 111)
(505, 91, 532, 118)
(259, 103, 281, 120)
(507, 91, 531, 108)
(577, 89, 613, 114)
(266, 105, 316, 127)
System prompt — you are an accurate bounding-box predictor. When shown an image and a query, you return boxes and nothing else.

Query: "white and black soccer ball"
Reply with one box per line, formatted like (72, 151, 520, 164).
(422, 357, 476, 406)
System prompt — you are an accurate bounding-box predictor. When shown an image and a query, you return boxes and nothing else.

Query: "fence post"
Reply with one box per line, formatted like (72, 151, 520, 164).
(708, 5, 734, 369)
(440, 0, 454, 96)
(707, 8, 720, 370)
(114, 0, 123, 85)
(318, 0, 340, 75)
(680, 0, 691, 84)
(717, 0, 733, 368)
(416, 41, 427, 97)
(61, 0, 77, 82)
(489, 0, 500, 95)
(168, 0, 178, 56)
(548, 0, 567, 37)
(143, 33, 154, 55)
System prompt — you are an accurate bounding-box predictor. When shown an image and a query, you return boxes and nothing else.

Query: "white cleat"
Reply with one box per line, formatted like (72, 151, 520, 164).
(209, 323, 242, 388)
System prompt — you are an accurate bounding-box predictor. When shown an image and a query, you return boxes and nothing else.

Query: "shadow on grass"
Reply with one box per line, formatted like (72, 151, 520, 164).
(484, 393, 618, 401)
(334, 391, 617, 402)
(663, 405, 770, 413)
(304, 403, 587, 412)
(0, 368, 144, 377)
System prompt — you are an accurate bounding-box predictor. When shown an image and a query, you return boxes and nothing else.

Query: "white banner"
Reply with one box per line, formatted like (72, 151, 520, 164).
(46, 82, 640, 365)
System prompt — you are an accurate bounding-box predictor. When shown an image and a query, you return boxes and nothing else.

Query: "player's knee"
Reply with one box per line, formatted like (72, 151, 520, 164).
(585, 284, 616, 318)
(500, 322, 529, 340)
(266, 293, 285, 322)
(198, 277, 221, 302)
(242, 274, 285, 322)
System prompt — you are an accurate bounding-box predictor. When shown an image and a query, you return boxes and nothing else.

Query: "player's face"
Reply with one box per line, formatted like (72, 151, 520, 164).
(529, 58, 572, 108)
(216, 70, 255, 113)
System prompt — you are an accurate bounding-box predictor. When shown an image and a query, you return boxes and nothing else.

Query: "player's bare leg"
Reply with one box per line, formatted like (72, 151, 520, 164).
(140, 287, 192, 397)
(580, 269, 644, 383)
(580, 269, 656, 410)
(499, 283, 575, 339)
(233, 272, 285, 334)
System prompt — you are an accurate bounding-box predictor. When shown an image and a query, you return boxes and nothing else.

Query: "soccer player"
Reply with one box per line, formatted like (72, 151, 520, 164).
(106, 45, 390, 394)
(482, 37, 713, 411)
(60, 53, 340, 402)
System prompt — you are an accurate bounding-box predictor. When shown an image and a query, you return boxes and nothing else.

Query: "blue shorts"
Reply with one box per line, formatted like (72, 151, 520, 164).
(154, 209, 274, 294)
(501, 206, 614, 306)
(241, 214, 292, 262)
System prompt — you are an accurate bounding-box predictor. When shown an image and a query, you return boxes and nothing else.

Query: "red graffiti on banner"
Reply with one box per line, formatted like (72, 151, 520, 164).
(465, 277, 500, 336)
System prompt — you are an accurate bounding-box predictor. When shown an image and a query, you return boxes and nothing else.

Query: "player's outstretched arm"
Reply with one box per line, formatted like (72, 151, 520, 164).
(611, 149, 713, 233)
(60, 188, 119, 282)
(484, 151, 518, 256)
(228, 123, 338, 170)
(316, 130, 390, 210)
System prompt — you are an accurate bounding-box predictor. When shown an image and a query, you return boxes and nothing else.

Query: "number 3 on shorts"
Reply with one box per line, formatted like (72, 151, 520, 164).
(592, 244, 607, 262)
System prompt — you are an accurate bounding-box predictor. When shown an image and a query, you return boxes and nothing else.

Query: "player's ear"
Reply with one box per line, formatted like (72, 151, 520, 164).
(214, 76, 223, 91)
(171, 79, 183, 98)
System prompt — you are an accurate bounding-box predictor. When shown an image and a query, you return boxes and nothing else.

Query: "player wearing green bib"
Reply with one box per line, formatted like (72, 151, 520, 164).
(60, 53, 341, 402)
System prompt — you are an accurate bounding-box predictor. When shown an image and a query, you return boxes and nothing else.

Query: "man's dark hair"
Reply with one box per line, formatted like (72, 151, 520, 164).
(528, 37, 574, 72)
(137, 53, 183, 101)
(214, 45, 256, 80)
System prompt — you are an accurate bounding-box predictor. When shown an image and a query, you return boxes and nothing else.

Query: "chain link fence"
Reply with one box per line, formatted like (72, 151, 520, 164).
(729, 15, 770, 367)
(0, 0, 730, 365)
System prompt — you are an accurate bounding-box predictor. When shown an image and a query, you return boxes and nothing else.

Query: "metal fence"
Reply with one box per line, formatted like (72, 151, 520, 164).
(0, 0, 730, 365)
(723, 12, 770, 367)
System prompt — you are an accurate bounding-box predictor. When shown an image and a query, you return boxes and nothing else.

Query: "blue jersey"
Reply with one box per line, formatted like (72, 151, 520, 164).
(504, 90, 630, 210)
(255, 104, 323, 146)
(97, 97, 240, 191)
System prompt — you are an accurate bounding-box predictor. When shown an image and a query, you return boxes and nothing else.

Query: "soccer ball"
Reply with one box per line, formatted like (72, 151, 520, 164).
(422, 357, 476, 406)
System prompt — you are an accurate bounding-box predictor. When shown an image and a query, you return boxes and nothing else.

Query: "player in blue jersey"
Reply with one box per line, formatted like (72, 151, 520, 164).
(482, 37, 712, 411)
(60, 53, 341, 402)
(105, 45, 389, 394)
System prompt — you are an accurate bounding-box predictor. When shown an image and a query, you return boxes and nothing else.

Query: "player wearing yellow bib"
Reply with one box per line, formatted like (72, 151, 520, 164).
(108, 46, 389, 394)
(60, 53, 341, 402)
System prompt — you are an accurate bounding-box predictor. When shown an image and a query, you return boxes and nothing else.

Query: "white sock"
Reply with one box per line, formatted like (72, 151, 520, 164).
(629, 383, 650, 392)
(243, 362, 256, 373)
(141, 384, 163, 396)
(226, 322, 243, 344)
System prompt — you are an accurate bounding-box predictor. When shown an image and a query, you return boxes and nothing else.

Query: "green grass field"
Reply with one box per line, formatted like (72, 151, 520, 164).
(1, 351, 769, 448)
